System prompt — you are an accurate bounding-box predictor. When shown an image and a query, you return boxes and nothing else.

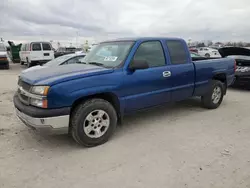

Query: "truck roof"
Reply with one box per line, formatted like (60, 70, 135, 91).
(102, 37, 184, 43)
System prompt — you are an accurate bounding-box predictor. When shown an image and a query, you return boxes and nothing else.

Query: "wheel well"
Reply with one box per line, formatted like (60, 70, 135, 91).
(70, 92, 121, 118)
(213, 73, 226, 83)
(213, 73, 227, 94)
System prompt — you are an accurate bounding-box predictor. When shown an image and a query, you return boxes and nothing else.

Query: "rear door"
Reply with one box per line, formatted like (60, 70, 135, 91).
(20, 44, 28, 62)
(30, 42, 43, 61)
(165, 40, 195, 101)
(42, 42, 54, 60)
(123, 40, 172, 112)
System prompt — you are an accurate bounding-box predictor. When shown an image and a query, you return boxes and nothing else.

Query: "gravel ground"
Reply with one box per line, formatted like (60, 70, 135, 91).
(0, 64, 250, 188)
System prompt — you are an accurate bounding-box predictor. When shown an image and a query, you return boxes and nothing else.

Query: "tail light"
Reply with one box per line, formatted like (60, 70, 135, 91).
(0, 57, 7, 61)
(234, 60, 237, 72)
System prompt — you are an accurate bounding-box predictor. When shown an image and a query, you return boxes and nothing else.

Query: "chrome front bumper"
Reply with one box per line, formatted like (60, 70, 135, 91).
(15, 108, 69, 134)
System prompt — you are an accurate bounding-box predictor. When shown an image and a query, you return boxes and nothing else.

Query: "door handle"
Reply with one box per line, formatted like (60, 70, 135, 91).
(163, 71, 171, 78)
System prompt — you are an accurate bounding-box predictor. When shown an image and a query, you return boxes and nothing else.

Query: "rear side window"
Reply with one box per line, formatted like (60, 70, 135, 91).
(133, 41, 166, 68)
(32, 43, 41, 51)
(166, 40, 187, 65)
(42, 43, 51, 51)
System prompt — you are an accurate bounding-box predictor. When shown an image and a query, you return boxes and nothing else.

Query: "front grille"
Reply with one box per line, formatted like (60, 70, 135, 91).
(17, 78, 32, 105)
(17, 89, 29, 105)
(18, 78, 32, 91)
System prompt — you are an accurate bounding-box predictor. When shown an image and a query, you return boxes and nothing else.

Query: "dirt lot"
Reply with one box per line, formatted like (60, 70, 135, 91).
(0, 64, 250, 188)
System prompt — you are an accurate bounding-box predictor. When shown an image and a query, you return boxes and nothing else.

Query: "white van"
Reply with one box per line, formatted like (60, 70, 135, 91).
(19, 42, 54, 67)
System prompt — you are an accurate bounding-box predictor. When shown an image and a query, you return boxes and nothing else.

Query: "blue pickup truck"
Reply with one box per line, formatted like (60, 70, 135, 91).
(14, 37, 235, 147)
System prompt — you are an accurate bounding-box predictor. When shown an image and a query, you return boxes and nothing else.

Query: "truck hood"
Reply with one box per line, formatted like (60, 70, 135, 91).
(20, 64, 113, 86)
(218, 47, 250, 58)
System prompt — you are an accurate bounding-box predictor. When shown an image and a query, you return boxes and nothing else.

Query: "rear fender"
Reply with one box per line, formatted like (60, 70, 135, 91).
(212, 73, 227, 95)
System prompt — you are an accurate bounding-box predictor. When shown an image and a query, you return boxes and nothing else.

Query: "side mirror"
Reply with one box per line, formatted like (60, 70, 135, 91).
(129, 60, 149, 71)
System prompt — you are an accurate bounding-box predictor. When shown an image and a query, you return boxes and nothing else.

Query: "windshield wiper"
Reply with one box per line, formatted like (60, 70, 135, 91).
(88, 62, 104, 67)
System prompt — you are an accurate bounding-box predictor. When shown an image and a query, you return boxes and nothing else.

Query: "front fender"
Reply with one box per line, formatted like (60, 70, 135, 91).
(69, 85, 119, 102)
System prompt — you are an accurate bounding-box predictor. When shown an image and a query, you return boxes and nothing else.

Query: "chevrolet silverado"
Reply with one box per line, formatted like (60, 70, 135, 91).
(14, 37, 235, 147)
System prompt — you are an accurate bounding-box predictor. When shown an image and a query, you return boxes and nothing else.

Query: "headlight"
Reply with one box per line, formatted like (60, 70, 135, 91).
(30, 98, 48, 108)
(31, 86, 50, 95)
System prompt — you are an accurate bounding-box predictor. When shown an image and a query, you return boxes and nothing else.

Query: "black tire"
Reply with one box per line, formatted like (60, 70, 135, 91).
(26, 59, 30, 67)
(71, 99, 117, 147)
(205, 53, 210, 58)
(20, 61, 24, 65)
(5, 63, 9, 70)
(201, 80, 224, 109)
(27, 60, 32, 68)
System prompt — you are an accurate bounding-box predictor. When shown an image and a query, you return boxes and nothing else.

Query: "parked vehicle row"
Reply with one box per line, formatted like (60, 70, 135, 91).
(14, 37, 235, 147)
(54, 47, 82, 58)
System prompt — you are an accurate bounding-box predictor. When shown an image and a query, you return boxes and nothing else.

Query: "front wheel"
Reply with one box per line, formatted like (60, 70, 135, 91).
(71, 99, 117, 147)
(201, 80, 224, 109)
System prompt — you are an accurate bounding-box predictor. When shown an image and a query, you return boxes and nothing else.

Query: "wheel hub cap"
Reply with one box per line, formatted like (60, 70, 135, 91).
(83, 110, 110, 138)
(212, 86, 222, 104)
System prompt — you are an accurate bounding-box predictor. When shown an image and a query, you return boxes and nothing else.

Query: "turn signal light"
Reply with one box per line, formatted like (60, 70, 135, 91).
(0, 57, 7, 61)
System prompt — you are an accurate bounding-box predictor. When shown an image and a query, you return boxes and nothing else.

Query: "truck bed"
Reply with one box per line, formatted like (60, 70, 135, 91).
(192, 57, 235, 96)
(192, 57, 220, 61)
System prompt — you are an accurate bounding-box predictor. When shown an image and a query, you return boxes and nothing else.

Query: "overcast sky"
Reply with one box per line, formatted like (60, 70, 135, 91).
(1, 0, 250, 46)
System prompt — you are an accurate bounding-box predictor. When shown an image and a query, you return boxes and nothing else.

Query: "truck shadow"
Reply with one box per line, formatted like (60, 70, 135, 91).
(25, 97, 205, 149)
(114, 97, 206, 138)
(229, 86, 250, 91)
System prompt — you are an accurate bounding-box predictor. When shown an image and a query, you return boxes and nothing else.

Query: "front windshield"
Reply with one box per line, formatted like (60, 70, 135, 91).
(0, 44, 6, 52)
(44, 54, 75, 66)
(81, 41, 134, 68)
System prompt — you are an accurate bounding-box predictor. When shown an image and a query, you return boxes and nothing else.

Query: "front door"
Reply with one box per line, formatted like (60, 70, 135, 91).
(122, 40, 172, 112)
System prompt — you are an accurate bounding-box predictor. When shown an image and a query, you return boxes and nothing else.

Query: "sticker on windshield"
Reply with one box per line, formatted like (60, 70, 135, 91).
(104, 56, 117, 61)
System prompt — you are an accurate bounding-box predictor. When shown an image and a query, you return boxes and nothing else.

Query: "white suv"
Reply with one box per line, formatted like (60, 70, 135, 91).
(19, 42, 54, 67)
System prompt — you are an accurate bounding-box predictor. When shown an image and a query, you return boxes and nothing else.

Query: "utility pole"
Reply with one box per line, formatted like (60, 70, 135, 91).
(76, 31, 79, 47)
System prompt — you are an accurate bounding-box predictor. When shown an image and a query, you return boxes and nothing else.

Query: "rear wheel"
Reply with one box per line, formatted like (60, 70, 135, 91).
(71, 99, 117, 147)
(27, 59, 34, 68)
(5, 63, 9, 70)
(201, 80, 224, 109)
(26, 59, 31, 67)
(205, 53, 210, 58)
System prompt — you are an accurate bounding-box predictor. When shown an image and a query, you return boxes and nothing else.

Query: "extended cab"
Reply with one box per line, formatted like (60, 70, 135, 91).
(14, 37, 235, 147)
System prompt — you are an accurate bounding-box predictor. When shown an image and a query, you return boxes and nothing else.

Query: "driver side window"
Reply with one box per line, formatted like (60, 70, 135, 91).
(133, 41, 166, 68)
